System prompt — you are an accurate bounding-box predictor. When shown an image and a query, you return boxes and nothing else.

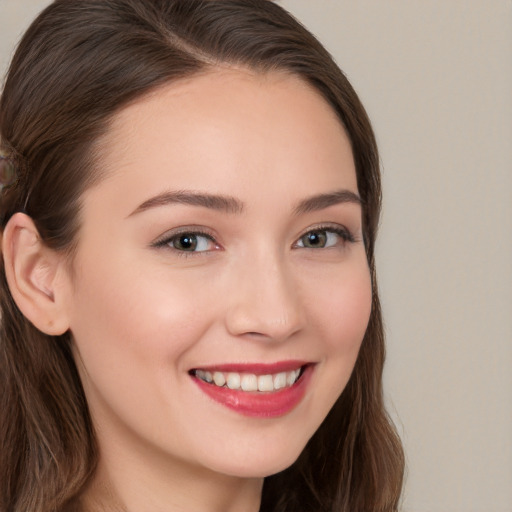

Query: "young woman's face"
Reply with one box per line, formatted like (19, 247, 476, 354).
(65, 70, 372, 481)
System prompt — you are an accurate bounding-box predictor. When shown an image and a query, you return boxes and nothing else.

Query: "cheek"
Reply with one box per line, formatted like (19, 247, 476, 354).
(283, 259, 372, 452)
(67, 256, 222, 448)
(310, 261, 373, 355)
(306, 259, 372, 407)
(67, 255, 216, 407)
(70, 255, 211, 352)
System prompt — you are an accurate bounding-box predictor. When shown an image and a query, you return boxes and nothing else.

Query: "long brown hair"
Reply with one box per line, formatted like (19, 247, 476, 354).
(0, 1, 404, 511)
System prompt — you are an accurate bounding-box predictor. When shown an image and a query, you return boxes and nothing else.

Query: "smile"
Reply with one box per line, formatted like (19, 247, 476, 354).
(190, 362, 313, 418)
(193, 367, 302, 392)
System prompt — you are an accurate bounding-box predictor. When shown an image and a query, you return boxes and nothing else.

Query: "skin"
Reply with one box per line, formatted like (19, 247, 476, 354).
(54, 69, 372, 511)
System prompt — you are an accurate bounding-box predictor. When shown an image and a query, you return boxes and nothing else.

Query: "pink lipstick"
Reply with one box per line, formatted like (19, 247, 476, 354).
(190, 361, 313, 418)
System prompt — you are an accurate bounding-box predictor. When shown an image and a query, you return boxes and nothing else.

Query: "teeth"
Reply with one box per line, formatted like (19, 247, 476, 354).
(258, 374, 274, 392)
(287, 369, 300, 386)
(195, 367, 303, 392)
(213, 372, 226, 387)
(241, 374, 258, 391)
(273, 372, 287, 390)
(226, 372, 241, 390)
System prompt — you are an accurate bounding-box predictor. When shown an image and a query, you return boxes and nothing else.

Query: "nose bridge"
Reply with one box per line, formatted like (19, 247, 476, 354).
(225, 246, 304, 341)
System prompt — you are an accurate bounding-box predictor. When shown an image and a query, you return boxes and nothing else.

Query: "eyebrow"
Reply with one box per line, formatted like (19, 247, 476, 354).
(128, 190, 245, 216)
(293, 189, 362, 215)
(128, 188, 361, 217)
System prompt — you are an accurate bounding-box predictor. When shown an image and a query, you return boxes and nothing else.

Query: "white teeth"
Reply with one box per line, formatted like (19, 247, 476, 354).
(226, 372, 241, 390)
(273, 372, 287, 390)
(241, 374, 258, 391)
(196, 367, 303, 392)
(258, 374, 274, 392)
(286, 370, 299, 386)
(213, 372, 226, 387)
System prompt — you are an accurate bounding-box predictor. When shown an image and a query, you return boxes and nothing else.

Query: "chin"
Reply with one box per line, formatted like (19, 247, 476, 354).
(205, 441, 305, 479)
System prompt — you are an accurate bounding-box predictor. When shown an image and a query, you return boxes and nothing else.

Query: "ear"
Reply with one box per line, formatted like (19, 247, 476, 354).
(2, 212, 71, 335)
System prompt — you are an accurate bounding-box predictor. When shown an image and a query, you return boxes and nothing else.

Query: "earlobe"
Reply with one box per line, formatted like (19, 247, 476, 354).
(2, 212, 71, 336)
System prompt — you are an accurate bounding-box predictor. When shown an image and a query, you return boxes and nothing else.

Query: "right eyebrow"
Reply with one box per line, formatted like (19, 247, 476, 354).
(293, 189, 362, 215)
(127, 190, 245, 217)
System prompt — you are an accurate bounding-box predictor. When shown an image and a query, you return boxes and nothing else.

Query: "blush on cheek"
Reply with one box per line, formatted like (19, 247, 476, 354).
(319, 278, 373, 353)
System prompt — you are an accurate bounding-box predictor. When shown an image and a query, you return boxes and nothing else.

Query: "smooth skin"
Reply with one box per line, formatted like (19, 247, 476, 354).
(4, 69, 372, 512)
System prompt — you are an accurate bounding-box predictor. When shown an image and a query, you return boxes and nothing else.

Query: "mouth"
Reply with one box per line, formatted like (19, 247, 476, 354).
(189, 362, 313, 418)
(191, 366, 304, 393)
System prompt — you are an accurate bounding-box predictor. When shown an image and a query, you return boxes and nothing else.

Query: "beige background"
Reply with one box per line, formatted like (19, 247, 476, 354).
(1, 1, 511, 511)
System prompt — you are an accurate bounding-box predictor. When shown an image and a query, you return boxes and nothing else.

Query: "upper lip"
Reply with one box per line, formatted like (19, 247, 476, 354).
(190, 360, 311, 375)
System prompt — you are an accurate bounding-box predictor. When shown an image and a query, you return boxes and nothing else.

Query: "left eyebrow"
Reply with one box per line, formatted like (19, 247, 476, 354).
(293, 189, 362, 215)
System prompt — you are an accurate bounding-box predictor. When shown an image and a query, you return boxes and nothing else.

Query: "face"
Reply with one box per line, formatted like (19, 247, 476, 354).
(64, 69, 372, 481)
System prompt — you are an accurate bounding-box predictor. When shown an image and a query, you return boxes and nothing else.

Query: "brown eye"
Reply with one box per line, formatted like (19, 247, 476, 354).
(173, 234, 198, 251)
(300, 230, 328, 248)
(296, 227, 353, 249)
(165, 233, 214, 252)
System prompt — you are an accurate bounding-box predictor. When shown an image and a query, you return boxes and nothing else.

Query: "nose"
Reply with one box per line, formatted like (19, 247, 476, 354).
(224, 253, 305, 342)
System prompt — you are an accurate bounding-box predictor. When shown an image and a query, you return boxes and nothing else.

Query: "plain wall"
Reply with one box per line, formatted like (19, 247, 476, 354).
(1, 2, 511, 511)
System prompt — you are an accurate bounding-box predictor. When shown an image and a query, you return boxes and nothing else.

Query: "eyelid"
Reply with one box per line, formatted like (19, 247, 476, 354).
(294, 223, 358, 247)
(151, 226, 219, 251)
(150, 222, 359, 254)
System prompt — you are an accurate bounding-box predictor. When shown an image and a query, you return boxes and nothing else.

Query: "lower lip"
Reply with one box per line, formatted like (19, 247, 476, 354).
(192, 366, 313, 418)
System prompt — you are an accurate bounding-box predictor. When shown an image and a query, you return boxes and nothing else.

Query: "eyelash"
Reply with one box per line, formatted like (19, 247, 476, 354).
(295, 224, 356, 249)
(152, 228, 218, 257)
(152, 224, 356, 256)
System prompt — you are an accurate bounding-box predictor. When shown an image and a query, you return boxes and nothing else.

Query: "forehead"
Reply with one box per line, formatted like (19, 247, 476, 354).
(89, 68, 357, 210)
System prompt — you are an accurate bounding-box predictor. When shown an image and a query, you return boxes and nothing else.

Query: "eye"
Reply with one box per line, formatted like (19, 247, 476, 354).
(295, 227, 354, 249)
(171, 233, 210, 252)
(153, 230, 218, 253)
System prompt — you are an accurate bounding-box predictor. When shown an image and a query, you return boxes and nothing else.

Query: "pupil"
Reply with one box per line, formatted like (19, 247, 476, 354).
(176, 234, 197, 251)
(306, 231, 326, 248)
(309, 233, 319, 244)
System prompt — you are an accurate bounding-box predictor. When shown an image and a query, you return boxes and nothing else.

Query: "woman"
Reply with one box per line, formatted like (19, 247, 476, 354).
(0, 1, 404, 511)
